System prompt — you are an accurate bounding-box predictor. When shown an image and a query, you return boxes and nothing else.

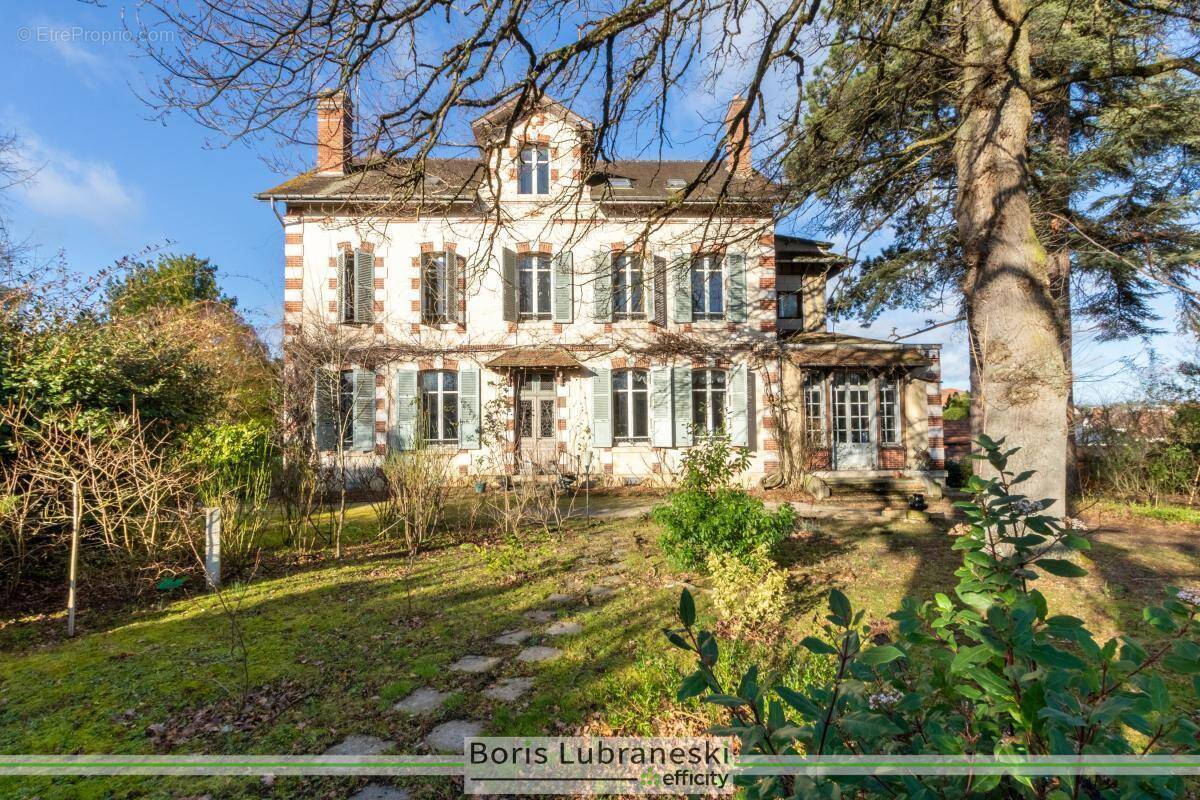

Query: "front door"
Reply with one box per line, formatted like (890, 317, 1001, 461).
(832, 371, 876, 470)
(516, 371, 558, 471)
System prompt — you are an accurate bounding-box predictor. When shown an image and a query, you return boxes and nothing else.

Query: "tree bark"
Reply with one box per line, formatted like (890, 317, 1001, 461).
(956, 0, 1069, 510)
(1044, 87, 1078, 509)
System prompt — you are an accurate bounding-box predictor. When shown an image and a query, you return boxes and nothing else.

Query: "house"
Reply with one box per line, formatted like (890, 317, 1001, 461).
(258, 93, 945, 487)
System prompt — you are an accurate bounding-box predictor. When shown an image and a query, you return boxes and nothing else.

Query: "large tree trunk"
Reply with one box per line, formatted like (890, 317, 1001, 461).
(1044, 89, 1078, 509)
(956, 0, 1069, 510)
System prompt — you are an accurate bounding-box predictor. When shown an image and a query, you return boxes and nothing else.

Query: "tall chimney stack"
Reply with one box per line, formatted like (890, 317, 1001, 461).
(317, 91, 353, 175)
(724, 96, 752, 177)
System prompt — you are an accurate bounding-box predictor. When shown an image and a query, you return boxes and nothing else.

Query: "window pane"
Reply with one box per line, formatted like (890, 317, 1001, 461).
(519, 399, 533, 437)
(444, 391, 459, 439)
(539, 399, 555, 437)
(518, 159, 532, 195)
(691, 265, 705, 312)
(711, 370, 726, 390)
(423, 392, 439, 440)
(612, 370, 628, 390)
(536, 267, 551, 313)
(612, 258, 628, 313)
(536, 158, 549, 194)
(443, 371, 457, 391)
(632, 391, 648, 438)
(631, 370, 648, 390)
(712, 391, 726, 431)
(691, 369, 707, 390)
(708, 269, 723, 314)
(779, 292, 800, 319)
(614, 386, 628, 438)
(518, 268, 533, 313)
(692, 390, 707, 429)
(421, 372, 439, 391)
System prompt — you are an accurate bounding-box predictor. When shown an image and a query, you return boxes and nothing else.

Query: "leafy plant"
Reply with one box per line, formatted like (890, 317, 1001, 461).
(654, 431, 793, 569)
(706, 546, 790, 643)
(667, 436, 1200, 798)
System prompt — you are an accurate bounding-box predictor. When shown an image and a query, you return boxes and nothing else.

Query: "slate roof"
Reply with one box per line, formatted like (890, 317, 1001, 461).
(257, 157, 777, 204)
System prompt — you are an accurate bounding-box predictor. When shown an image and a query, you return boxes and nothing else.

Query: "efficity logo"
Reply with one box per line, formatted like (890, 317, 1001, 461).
(463, 736, 736, 795)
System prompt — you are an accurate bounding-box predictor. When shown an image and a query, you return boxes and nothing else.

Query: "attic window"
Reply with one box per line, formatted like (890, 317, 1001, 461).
(608, 176, 632, 188)
(665, 178, 687, 190)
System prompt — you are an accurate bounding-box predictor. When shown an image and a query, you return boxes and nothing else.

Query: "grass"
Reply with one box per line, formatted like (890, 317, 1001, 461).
(1090, 499, 1200, 526)
(0, 497, 1197, 799)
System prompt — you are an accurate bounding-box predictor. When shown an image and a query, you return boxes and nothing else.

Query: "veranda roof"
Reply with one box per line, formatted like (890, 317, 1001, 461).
(485, 347, 584, 369)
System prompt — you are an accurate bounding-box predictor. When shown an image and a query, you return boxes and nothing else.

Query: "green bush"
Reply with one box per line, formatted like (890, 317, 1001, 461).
(706, 546, 790, 642)
(183, 419, 276, 497)
(945, 457, 972, 488)
(667, 435, 1200, 798)
(653, 432, 794, 569)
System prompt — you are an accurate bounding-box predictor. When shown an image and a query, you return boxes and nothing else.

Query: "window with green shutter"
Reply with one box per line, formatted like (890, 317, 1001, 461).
(458, 368, 481, 449)
(672, 366, 693, 446)
(591, 368, 612, 447)
(591, 251, 612, 322)
(552, 251, 573, 323)
(726, 251, 747, 323)
(650, 366, 673, 446)
(338, 248, 375, 324)
(501, 248, 518, 323)
(391, 369, 419, 451)
(351, 368, 376, 451)
(727, 364, 751, 447)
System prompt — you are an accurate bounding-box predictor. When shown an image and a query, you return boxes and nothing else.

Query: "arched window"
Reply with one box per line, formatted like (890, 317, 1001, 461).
(518, 146, 550, 195)
(420, 370, 459, 443)
(691, 369, 727, 434)
(612, 369, 649, 441)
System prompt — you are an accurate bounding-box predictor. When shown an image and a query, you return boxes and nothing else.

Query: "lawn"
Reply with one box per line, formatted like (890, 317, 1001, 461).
(0, 497, 1196, 799)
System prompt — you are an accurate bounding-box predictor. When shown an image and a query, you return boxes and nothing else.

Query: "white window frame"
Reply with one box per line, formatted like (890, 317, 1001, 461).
(420, 370, 459, 444)
(518, 252, 553, 319)
(612, 368, 650, 442)
(422, 252, 449, 323)
(691, 368, 727, 434)
(612, 253, 646, 319)
(690, 255, 724, 320)
(879, 376, 901, 445)
(518, 146, 551, 195)
(803, 373, 827, 446)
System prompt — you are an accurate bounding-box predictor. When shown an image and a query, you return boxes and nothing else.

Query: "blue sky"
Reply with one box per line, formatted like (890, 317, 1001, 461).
(1, 3, 1189, 401)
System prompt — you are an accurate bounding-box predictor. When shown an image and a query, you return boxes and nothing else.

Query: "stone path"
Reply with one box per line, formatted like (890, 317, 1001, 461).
(544, 620, 582, 636)
(483, 677, 534, 702)
(392, 687, 450, 715)
(349, 784, 411, 800)
(426, 720, 483, 753)
(324, 735, 394, 755)
(516, 645, 562, 663)
(494, 628, 533, 646)
(449, 655, 502, 673)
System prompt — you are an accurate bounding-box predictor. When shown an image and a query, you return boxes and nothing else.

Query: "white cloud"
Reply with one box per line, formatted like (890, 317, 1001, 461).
(12, 129, 140, 226)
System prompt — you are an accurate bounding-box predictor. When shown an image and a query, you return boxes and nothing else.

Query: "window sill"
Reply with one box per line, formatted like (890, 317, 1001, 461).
(613, 439, 651, 446)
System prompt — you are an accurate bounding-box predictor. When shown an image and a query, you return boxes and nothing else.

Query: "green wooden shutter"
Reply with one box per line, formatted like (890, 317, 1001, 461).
(652, 256, 667, 326)
(672, 366, 693, 447)
(591, 368, 612, 448)
(354, 250, 375, 323)
(726, 251, 746, 323)
(336, 251, 348, 322)
(673, 252, 692, 324)
(458, 367, 481, 449)
(392, 369, 419, 451)
(650, 366, 673, 447)
(591, 250, 612, 322)
(352, 368, 376, 451)
(314, 367, 338, 451)
(728, 364, 750, 447)
(553, 251, 573, 323)
(501, 248, 517, 322)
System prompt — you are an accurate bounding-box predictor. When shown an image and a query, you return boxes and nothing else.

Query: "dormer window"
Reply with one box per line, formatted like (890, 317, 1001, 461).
(608, 176, 632, 188)
(518, 146, 550, 195)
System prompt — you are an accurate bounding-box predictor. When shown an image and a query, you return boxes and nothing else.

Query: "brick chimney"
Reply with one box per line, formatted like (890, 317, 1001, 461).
(317, 91, 353, 175)
(724, 96, 752, 177)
